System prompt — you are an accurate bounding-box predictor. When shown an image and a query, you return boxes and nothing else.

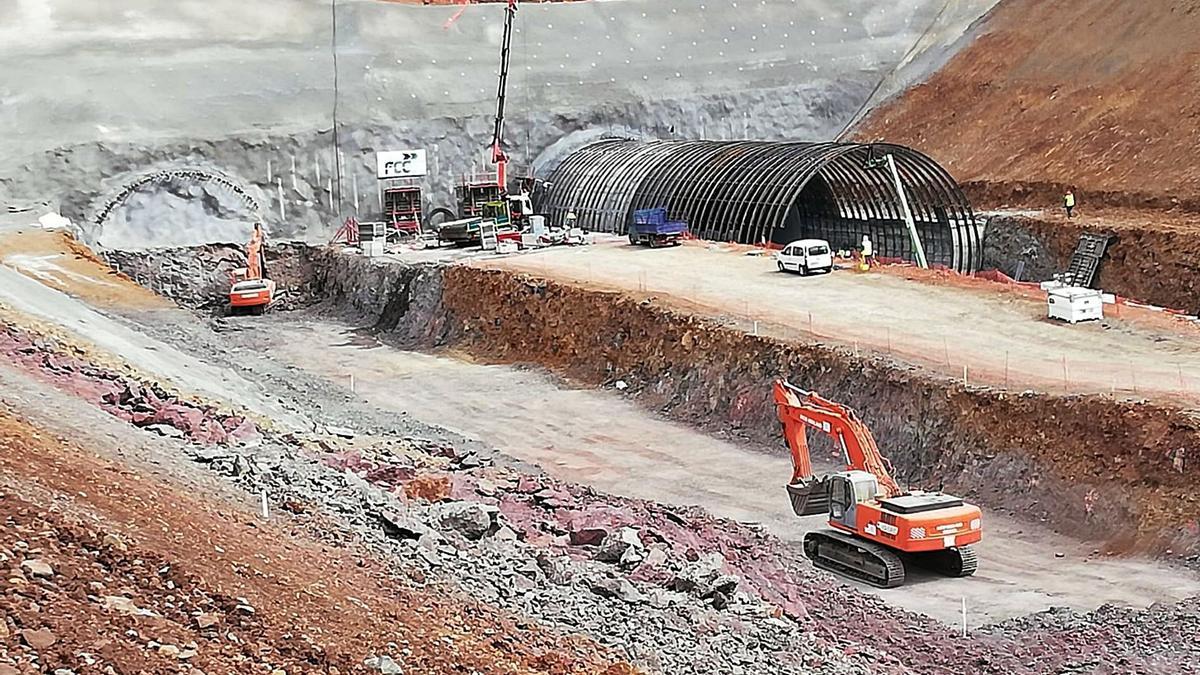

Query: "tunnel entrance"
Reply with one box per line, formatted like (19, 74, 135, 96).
(539, 140, 981, 273)
(87, 168, 263, 250)
(774, 173, 957, 265)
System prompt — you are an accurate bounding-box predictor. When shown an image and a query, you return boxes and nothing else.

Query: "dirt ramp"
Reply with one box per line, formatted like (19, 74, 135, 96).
(0, 229, 169, 310)
(434, 266, 1200, 554)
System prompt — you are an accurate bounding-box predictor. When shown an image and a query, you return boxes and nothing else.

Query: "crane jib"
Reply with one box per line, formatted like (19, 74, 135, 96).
(491, 1, 517, 166)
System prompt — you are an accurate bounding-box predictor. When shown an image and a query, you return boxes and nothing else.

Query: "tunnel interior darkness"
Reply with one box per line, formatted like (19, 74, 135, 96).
(537, 139, 981, 272)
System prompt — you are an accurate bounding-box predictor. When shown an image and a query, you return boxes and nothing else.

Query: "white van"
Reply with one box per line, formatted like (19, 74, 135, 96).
(776, 238, 833, 275)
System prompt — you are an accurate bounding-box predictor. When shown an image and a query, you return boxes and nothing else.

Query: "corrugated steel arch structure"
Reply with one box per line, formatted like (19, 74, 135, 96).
(538, 140, 981, 272)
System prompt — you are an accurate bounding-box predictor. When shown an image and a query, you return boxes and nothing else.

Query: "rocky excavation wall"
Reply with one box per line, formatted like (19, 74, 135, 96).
(983, 215, 1200, 311)
(104, 243, 321, 312)
(304, 251, 1200, 554)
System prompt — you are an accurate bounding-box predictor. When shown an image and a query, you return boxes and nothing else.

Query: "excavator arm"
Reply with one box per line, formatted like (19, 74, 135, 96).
(772, 379, 900, 496)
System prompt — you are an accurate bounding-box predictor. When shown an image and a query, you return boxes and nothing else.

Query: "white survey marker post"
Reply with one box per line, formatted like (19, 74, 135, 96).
(376, 150, 428, 179)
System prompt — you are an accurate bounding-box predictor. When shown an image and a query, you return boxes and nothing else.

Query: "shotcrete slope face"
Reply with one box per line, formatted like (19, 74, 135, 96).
(0, 0, 998, 248)
(102, 176, 262, 250)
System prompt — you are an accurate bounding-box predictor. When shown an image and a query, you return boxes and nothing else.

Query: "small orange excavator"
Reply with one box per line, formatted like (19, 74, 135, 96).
(774, 379, 981, 587)
(227, 223, 276, 315)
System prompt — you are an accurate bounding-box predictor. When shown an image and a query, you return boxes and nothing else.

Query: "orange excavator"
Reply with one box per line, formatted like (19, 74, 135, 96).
(774, 379, 981, 587)
(227, 223, 276, 315)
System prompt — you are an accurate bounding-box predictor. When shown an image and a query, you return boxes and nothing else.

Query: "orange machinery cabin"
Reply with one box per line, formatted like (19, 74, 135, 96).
(824, 470, 982, 553)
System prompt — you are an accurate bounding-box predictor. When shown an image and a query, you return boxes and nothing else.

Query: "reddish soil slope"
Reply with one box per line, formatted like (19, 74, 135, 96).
(856, 0, 1200, 211)
(0, 409, 635, 675)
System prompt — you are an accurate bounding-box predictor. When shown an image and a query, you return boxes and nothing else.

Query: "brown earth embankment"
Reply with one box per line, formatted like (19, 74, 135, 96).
(855, 0, 1200, 211)
(429, 265, 1200, 554)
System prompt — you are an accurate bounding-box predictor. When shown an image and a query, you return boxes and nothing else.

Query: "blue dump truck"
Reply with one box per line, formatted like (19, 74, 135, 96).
(628, 207, 688, 247)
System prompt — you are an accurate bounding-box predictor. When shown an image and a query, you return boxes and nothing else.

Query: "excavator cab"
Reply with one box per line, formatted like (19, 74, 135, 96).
(791, 471, 880, 524)
(828, 471, 879, 530)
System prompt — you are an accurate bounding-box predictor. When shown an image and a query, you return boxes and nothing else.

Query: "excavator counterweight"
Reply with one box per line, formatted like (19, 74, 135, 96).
(773, 379, 981, 588)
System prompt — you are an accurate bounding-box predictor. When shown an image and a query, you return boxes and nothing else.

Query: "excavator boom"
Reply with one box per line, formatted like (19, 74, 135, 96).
(227, 224, 275, 315)
(773, 380, 900, 495)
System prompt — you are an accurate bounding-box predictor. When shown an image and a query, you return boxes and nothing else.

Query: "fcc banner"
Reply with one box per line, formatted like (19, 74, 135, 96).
(376, 150, 428, 179)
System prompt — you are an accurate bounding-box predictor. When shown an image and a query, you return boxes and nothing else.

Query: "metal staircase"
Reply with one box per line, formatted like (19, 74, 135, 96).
(1063, 232, 1113, 288)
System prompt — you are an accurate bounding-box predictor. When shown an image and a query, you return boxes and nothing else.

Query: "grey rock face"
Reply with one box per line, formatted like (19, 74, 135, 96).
(1, 0, 998, 247)
(428, 501, 495, 541)
(364, 655, 404, 674)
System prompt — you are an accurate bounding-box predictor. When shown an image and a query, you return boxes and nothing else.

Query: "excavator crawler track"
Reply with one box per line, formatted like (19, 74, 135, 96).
(913, 544, 978, 578)
(804, 530, 906, 588)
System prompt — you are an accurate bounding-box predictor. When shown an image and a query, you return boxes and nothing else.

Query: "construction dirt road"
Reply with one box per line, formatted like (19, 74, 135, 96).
(479, 238, 1200, 408)
(262, 318, 1200, 627)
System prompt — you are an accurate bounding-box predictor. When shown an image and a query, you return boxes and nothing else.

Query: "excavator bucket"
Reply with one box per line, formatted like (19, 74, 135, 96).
(786, 476, 831, 517)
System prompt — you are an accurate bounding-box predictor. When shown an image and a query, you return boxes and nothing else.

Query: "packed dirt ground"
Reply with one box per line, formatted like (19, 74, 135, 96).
(260, 319, 1200, 627)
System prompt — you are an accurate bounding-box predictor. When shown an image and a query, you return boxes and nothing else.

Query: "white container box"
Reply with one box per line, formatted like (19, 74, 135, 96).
(1047, 286, 1103, 323)
(529, 215, 547, 237)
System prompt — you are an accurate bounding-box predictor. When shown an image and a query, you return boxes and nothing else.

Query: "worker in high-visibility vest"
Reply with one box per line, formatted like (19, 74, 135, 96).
(1064, 188, 1076, 218)
(246, 223, 265, 280)
(861, 234, 874, 268)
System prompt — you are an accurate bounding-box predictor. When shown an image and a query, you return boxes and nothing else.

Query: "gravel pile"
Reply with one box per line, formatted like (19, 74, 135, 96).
(194, 430, 874, 675)
(986, 602, 1200, 673)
